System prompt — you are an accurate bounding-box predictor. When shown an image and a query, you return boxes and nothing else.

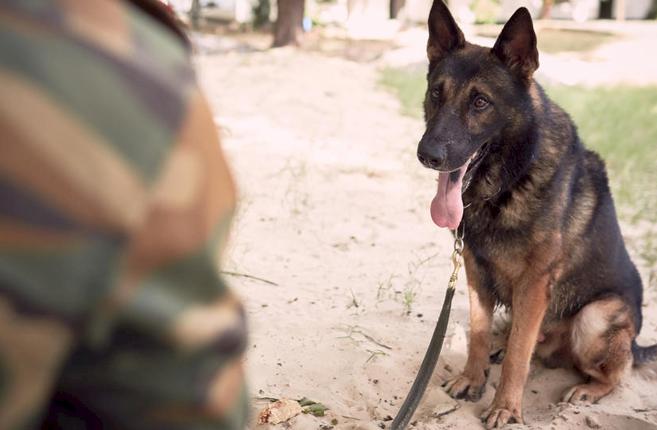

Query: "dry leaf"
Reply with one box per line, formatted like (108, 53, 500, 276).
(258, 398, 303, 425)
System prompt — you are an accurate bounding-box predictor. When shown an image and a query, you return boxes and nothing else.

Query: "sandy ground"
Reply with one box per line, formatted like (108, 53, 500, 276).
(194, 28, 657, 430)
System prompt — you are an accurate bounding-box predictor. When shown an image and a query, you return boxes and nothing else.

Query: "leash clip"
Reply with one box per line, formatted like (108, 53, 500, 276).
(449, 223, 465, 289)
(453, 237, 464, 255)
(449, 249, 462, 289)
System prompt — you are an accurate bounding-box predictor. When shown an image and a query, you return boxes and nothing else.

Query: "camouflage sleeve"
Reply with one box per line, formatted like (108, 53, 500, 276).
(0, 1, 247, 429)
(39, 89, 249, 430)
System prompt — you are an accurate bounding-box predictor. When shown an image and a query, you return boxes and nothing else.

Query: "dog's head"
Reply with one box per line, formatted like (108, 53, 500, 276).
(418, 1, 539, 229)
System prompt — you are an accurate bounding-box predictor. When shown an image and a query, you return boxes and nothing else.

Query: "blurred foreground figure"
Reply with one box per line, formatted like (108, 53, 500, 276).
(0, 1, 247, 428)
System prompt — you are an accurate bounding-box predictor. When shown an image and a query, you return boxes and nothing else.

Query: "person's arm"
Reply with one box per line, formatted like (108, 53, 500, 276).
(0, 1, 247, 426)
(0, 80, 248, 430)
(43, 90, 248, 430)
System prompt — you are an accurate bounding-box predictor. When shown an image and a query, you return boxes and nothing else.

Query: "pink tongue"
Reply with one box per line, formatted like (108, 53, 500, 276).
(430, 160, 470, 229)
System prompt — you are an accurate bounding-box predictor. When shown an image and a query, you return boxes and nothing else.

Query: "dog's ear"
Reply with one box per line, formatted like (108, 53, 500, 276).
(492, 7, 539, 79)
(427, 0, 465, 66)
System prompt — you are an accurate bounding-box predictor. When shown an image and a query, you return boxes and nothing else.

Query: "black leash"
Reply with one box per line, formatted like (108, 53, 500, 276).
(390, 227, 464, 430)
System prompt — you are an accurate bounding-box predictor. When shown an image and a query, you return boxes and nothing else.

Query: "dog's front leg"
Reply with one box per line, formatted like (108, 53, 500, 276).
(444, 248, 495, 401)
(481, 273, 550, 429)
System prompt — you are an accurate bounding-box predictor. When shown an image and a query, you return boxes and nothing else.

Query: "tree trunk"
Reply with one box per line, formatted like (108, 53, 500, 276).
(614, 0, 626, 20)
(539, 0, 553, 19)
(390, 0, 405, 19)
(190, 0, 201, 30)
(273, 0, 305, 47)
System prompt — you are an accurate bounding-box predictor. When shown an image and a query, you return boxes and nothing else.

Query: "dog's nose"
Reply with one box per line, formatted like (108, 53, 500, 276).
(417, 147, 445, 170)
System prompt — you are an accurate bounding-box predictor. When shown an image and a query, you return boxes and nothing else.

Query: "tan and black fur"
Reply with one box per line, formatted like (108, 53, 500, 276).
(417, 2, 656, 428)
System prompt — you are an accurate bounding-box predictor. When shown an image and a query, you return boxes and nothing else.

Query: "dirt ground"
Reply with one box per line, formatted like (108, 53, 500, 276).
(194, 26, 657, 430)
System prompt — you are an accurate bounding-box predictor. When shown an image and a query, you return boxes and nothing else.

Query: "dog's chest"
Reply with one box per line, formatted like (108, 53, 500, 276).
(466, 221, 566, 312)
(471, 240, 530, 305)
(464, 213, 546, 303)
(463, 199, 556, 305)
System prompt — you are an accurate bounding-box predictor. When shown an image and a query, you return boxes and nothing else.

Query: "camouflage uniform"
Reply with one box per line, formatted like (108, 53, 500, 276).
(0, 1, 247, 428)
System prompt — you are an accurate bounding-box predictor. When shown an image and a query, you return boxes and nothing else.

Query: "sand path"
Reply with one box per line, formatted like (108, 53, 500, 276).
(195, 38, 657, 430)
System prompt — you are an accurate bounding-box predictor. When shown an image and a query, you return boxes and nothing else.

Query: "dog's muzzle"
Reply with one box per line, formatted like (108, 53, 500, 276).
(417, 146, 446, 171)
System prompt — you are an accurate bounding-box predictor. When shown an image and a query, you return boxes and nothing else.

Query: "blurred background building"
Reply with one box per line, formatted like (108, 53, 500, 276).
(162, 0, 655, 41)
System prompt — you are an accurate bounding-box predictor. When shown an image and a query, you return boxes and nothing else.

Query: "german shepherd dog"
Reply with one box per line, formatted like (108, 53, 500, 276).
(417, 1, 656, 428)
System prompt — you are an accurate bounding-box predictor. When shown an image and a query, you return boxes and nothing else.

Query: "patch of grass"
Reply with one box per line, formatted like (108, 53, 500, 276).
(379, 67, 426, 118)
(545, 85, 657, 222)
(475, 28, 616, 54)
(471, 0, 501, 24)
(379, 66, 657, 223)
(537, 29, 615, 54)
(638, 230, 657, 289)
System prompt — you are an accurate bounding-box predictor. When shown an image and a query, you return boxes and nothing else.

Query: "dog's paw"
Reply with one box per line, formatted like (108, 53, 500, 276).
(442, 372, 487, 402)
(562, 384, 605, 404)
(480, 403, 523, 429)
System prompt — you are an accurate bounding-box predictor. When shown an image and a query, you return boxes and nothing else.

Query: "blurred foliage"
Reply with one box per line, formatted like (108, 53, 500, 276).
(379, 66, 657, 223)
(471, 0, 501, 24)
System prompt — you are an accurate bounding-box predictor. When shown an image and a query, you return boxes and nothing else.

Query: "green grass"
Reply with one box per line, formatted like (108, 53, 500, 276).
(546, 85, 657, 221)
(536, 29, 615, 54)
(379, 67, 427, 118)
(475, 28, 616, 54)
(379, 67, 657, 223)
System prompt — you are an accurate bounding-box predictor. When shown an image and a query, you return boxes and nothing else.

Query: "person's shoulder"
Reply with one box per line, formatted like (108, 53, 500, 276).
(0, 0, 203, 233)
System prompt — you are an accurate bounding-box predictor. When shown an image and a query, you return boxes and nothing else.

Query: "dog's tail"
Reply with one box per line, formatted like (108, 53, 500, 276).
(632, 340, 657, 378)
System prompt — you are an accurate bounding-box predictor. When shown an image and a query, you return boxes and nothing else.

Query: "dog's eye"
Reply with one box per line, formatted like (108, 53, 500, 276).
(473, 96, 490, 110)
(430, 88, 440, 100)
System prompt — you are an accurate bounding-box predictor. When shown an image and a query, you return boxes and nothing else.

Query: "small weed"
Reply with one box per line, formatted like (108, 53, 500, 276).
(347, 289, 360, 309)
(336, 325, 392, 350)
(402, 287, 416, 316)
(276, 159, 311, 216)
(376, 274, 397, 301)
(365, 349, 389, 364)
